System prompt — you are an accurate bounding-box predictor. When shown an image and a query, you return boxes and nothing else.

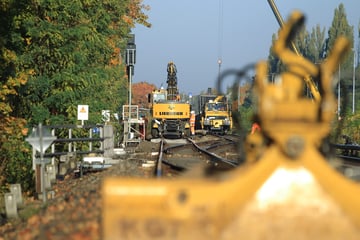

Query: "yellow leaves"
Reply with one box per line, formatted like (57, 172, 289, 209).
(1, 70, 29, 97)
(3, 49, 16, 62)
(124, 0, 151, 28)
(0, 102, 11, 114)
(22, 128, 29, 136)
(1, 85, 12, 97)
(18, 71, 31, 85)
(0, 117, 27, 146)
(122, 15, 133, 26)
(28, 69, 36, 75)
(25, 37, 32, 45)
(3, 125, 13, 135)
(109, 58, 119, 66)
(7, 77, 19, 88)
(2, 74, 27, 94)
(110, 47, 120, 66)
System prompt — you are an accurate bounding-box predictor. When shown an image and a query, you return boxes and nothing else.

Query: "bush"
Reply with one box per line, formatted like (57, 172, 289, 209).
(0, 118, 34, 195)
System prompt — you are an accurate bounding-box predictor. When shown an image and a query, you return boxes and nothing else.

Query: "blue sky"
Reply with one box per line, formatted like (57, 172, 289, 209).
(132, 0, 360, 96)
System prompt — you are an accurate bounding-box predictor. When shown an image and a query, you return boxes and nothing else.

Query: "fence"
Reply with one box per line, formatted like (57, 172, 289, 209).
(332, 143, 360, 161)
(40, 124, 114, 159)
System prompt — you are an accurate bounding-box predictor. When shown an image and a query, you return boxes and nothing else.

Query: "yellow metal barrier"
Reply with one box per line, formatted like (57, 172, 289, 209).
(103, 11, 360, 239)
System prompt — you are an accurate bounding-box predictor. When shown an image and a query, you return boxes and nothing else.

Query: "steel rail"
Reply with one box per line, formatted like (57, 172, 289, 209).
(156, 138, 164, 177)
(186, 138, 238, 167)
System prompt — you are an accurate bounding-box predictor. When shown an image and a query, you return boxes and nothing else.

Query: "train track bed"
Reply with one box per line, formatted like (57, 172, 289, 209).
(7, 134, 360, 240)
(0, 140, 165, 239)
(330, 157, 360, 181)
(161, 138, 207, 171)
(155, 134, 241, 176)
(2, 136, 360, 239)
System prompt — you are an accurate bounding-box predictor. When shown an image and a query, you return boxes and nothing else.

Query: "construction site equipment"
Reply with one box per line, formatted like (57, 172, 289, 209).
(166, 61, 179, 100)
(267, 0, 321, 102)
(103, 11, 358, 240)
(148, 62, 191, 138)
(123, 34, 138, 146)
(122, 105, 144, 145)
(200, 95, 232, 134)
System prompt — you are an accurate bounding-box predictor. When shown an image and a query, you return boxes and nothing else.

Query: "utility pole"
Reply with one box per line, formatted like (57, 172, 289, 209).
(353, 49, 356, 114)
(218, 59, 222, 80)
(338, 64, 341, 119)
(125, 34, 136, 144)
(353, 48, 356, 114)
(217, 0, 223, 81)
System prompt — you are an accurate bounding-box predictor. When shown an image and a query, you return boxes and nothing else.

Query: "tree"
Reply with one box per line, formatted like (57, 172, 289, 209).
(0, 0, 33, 192)
(268, 23, 326, 75)
(0, 0, 151, 193)
(357, 21, 360, 66)
(308, 24, 327, 64)
(326, 3, 354, 71)
(294, 25, 310, 59)
(14, 0, 149, 126)
(268, 33, 282, 76)
(132, 82, 157, 108)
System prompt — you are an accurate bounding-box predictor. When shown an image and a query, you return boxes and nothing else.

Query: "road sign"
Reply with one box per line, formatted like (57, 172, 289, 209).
(102, 110, 110, 122)
(26, 125, 56, 153)
(25, 123, 57, 203)
(78, 105, 89, 121)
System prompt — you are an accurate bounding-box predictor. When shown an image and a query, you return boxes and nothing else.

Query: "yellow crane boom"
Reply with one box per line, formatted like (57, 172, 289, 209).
(267, 0, 321, 102)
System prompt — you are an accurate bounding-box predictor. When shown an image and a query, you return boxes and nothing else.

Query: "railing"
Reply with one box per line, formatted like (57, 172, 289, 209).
(332, 143, 360, 161)
(37, 124, 114, 159)
(30, 124, 114, 181)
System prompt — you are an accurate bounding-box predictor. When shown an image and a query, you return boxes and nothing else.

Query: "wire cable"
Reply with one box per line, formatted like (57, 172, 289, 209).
(217, 0, 224, 78)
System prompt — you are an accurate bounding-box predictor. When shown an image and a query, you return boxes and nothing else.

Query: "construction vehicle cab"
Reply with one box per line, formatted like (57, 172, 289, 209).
(149, 88, 167, 103)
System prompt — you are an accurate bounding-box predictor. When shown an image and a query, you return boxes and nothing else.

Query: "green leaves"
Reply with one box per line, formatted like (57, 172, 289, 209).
(268, 4, 355, 76)
(0, 0, 150, 193)
(15, 0, 141, 126)
(327, 3, 354, 71)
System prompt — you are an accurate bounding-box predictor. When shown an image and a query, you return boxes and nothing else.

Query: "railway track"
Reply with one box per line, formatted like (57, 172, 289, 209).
(154, 134, 242, 177)
(4, 134, 360, 239)
(124, 134, 360, 182)
(331, 157, 360, 181)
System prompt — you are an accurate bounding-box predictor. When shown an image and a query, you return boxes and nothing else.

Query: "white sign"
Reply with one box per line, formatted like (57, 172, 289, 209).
(102, 110, 110, 122)
(77, 105, 89, 120)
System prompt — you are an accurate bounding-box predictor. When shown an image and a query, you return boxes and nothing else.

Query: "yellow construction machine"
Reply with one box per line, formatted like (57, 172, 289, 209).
(267, 0, 321, 102)
(103, 11, 360, 240)
(148, 62, 191, 138)
(201, 95, 232, 134)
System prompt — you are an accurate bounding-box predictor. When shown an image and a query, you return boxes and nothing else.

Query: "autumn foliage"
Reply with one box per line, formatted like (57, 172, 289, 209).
(0, 0, 151, 193)
(132, 82, 157, 108)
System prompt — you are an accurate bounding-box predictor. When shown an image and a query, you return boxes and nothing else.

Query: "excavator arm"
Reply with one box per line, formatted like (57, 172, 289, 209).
(213, 95, 225, 103)
(267, 0, 321, 102)
(166, 61, 179, 100)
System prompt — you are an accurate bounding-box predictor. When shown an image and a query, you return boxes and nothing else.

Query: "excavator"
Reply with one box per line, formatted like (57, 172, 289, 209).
(148, 62, 191, 138)
(103, 9, 360, 239)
